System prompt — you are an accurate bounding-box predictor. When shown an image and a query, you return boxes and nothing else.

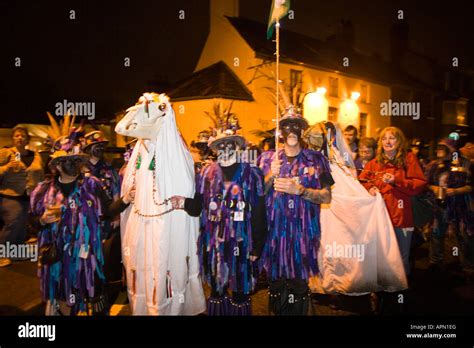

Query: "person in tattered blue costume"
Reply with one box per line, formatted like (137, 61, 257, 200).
(258, 106, 334, 315)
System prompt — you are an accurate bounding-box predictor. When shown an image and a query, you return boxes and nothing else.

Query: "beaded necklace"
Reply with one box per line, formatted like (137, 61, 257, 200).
(131, 153, 174, 218)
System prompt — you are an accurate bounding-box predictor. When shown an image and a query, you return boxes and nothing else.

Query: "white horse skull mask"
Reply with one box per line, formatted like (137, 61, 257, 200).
(116, 93, 169, 140)
(115, 92, 195, 198)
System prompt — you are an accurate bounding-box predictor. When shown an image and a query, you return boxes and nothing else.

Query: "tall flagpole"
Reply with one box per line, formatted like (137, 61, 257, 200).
(275, 19, 280, 160)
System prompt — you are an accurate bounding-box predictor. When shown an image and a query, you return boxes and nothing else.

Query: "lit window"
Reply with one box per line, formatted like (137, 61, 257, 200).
(290, 70, 303, 106)
(359, 113, 368, 137)
(360, 84, 368, 103)
(328, 107, 338, 122)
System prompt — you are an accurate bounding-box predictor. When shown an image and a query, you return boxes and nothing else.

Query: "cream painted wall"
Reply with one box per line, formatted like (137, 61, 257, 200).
(242, 61, 392, 138)
(175, 59, 392, 145)
(173, 99, 259, 145)
(195, 14, 255, 77)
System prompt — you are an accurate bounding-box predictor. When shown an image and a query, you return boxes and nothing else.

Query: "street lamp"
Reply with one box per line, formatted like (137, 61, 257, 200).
(303, 88, 328, 125)
(351, 91, 360, 101)
(339, 92, 360, 130)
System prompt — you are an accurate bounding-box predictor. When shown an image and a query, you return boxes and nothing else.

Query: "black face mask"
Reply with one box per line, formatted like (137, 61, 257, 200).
(281, 122, 303, 141)
(216, 140, 239, 167)
(91, 144, 105, 159)
(216, 140, 237, 153)
(60, 158, 82, 177)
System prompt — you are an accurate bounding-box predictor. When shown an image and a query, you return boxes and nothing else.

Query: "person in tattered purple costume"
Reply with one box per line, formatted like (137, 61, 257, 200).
(171, 126, 267, 315)
(82, 131, 121, 203)
(30, 129, 132, 316)
(258, 106, 334, 315)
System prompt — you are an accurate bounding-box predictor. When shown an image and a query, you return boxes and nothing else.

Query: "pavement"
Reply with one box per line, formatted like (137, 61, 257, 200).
(1, 233, 473, 316)
(0, 259, 44, 315)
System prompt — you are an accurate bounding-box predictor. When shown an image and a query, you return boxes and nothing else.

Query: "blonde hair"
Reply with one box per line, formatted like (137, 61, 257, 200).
(376, 127, 407, 167)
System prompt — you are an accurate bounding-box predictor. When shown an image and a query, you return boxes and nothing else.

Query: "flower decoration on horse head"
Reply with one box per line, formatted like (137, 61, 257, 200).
(138, 92, 169, 117)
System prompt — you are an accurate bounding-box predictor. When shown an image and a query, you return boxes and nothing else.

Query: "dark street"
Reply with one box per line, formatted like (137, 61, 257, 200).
(2, 235, 472, 316)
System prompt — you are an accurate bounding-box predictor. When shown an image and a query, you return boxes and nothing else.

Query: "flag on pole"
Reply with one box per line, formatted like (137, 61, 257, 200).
(266, 0, 291, 39)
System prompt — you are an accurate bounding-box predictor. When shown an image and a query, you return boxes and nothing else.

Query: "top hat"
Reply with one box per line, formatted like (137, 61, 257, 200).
(279, 105, 309, 129)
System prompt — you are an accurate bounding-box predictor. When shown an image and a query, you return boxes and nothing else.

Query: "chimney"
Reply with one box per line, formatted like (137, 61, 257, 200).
(390, 22, 409, 66)
(210, 0, 239, 30)
(340, 20, 355, 47)
(326, 19, 355, 49)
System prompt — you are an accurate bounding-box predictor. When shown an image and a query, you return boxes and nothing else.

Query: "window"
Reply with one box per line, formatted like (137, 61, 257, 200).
(328, 107, 338, 122)
(360, 84, 368, 103)
(290, 70, 303, 105)
(442, 100, 467, 126)
(359, 113, 368, 137)
(329, 77, 339, 97)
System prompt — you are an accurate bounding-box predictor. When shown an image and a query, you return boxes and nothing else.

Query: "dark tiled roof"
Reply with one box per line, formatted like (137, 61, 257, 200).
(168, 61, 254, 101)
(226, 16, 432, 91)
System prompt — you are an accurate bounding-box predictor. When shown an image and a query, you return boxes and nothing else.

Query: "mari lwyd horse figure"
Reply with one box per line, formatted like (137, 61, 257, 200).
(304, 122, 408, 296)
(115, 93, 205, 315)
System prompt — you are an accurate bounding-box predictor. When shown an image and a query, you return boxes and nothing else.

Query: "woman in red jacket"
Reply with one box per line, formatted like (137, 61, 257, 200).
(359, 127, 426, 275)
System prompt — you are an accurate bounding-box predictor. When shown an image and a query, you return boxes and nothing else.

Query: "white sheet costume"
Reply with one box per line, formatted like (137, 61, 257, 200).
(116, 93, 206, 315)
(307, 123, 408, 295)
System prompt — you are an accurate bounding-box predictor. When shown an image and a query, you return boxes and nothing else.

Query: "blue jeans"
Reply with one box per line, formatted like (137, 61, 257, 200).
(0, 196, 29, 246)
(394, 227, 413, 275)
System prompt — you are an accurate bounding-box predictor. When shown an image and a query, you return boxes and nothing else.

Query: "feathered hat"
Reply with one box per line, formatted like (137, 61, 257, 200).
(205, 102, 246, 150)
(45, 112, 87, 165)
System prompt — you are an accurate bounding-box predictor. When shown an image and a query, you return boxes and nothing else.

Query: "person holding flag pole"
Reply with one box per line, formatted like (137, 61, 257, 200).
(267, 0, 291, 161)
(258, 0, 335, 315)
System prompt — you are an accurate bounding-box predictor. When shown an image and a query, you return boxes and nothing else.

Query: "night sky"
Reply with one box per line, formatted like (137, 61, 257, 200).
(2, 0, 473, 127)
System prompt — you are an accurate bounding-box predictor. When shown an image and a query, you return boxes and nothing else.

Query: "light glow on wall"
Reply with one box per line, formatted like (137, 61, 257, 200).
(303, 88, 328, 125)
(339, 96, 360, 130)
(351, 91, 360, 101)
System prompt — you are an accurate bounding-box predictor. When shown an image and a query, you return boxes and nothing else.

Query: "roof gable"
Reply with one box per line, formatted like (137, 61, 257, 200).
(169, 61, 254, 101)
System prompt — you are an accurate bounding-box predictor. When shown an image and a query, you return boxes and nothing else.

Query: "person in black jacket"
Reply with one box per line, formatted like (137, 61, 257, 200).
(170, 126, 267, 315)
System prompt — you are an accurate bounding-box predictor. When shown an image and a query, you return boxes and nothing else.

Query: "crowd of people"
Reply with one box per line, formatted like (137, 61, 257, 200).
(0, 103, 472, 316)
(185, 113, 473, 315)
